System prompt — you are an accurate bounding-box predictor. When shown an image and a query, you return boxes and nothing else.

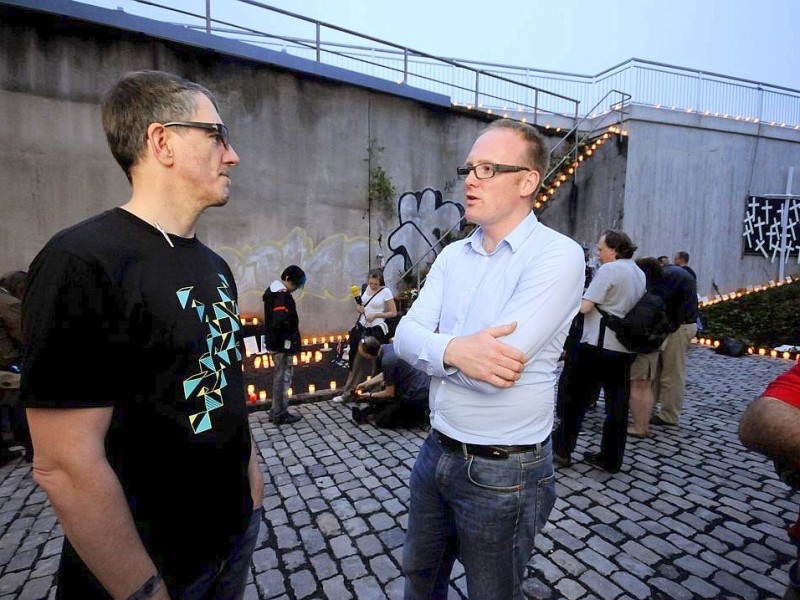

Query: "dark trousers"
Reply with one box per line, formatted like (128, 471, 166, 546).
(554, 343, 634, 471)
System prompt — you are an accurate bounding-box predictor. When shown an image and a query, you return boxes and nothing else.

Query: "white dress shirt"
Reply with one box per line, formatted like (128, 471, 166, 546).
(393, 212, 584, 445)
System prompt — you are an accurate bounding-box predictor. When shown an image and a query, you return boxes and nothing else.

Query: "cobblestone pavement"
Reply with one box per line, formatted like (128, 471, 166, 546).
(0, 345, 797, 599)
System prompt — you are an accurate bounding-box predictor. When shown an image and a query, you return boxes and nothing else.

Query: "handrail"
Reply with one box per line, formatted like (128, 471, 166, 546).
(543, 89, 631, 184)
(127, 0, 581, 127)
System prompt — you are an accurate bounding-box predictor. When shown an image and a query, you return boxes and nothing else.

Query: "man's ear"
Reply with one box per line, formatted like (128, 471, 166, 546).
(147, 123, 175, 166)
(520, 170, 541, 197)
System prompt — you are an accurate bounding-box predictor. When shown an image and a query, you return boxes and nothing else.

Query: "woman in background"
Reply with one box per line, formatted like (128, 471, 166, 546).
(334, 269, 397, 402)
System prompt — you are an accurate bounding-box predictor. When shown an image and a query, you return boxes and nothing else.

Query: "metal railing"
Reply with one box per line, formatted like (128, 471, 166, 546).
(74, 0, 800, 128)
(113, 0, 582, 126)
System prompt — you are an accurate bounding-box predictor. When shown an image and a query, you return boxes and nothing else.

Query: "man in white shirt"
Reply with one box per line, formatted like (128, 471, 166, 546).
(393, 120, 584, 599)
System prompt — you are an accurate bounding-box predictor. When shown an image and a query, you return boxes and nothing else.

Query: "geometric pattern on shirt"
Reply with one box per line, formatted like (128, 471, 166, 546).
(177, 273, 242, 434)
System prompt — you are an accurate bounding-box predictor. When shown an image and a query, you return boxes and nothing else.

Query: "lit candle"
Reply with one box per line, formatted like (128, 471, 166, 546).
(247, 384, 255, 394)
(330, 380, 336, 390)
(287, 388, 293, 397)
(315, 351, 322, 362)
(308, 384, 316, 393)
(324, 342, 329, 350)
(252, 317, 259, 325)
(292, 356, 298, 366)
(303, 338, 308, 346)
(312, 337, 317, 344)
(259, 390, 266, 401)
(254, 356, 261, 369)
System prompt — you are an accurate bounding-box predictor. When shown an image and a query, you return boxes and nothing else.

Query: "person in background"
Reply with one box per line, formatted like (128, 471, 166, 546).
(673, 250, 696, 280)
(627, 257, 665, 438)
(658, 255, 670, 266)
(21, 70, 263, 599)
(0, 270, 30, 462)
(649, 260, 698, 427)
(350, 336, 429, 428)
(556, 246, 593, 418)
(263, 264, 306, 425)
(333, 268, 397, 403)
(394, 119, 584, 599)
(553, 229, 645, 473)
(739, 361, 800, 599)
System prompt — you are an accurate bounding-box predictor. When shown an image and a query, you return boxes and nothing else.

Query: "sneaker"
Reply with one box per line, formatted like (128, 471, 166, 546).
(273, 412, 302, 425)
(332, 395, 345, 403)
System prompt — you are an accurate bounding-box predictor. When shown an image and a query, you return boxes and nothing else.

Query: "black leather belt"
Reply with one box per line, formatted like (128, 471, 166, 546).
(433, 430, 549, 460)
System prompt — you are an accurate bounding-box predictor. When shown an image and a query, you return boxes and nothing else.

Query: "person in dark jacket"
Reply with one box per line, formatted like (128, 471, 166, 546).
(649, 264, 698, 426)
(350, 337, 430, 428)
(263, 265, 306, 425)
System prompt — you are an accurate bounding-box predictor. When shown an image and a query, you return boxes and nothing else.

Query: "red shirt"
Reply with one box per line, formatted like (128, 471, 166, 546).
(764, 362, 800, 408)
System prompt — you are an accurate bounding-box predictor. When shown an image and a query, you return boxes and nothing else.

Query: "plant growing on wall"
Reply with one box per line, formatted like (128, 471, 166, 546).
(366, 137, 396, 211)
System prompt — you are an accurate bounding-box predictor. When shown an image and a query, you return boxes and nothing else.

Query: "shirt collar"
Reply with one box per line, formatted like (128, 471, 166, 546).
(468, 211, 539, 254)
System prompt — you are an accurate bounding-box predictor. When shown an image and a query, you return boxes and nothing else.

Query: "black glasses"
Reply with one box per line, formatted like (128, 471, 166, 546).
(163, 121, 230, 149)
(457, 163, 531, 180)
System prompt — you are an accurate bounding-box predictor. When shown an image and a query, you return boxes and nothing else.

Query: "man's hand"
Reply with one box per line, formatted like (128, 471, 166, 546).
(443, 322, 527, 388)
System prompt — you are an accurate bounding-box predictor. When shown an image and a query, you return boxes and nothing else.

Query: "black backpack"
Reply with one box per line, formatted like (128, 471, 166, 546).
(596, 292, 671, 353)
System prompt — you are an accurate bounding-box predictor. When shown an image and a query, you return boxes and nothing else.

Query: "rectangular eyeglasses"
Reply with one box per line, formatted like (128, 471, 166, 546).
(163, 121, 230, 149)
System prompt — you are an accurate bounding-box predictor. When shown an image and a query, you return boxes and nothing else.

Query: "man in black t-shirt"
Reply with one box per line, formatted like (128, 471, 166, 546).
(21, 71, 263, 600)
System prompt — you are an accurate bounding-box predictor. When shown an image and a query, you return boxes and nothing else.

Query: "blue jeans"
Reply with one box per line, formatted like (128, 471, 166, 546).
(402, 433, 556, 600)
(270, 352, 293, 419)
(176, 508, 262, 600)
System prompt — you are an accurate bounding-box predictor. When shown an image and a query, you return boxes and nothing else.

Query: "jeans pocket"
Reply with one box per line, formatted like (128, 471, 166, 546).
(466, 455, 523, 492)
(535, 472, 556, 532)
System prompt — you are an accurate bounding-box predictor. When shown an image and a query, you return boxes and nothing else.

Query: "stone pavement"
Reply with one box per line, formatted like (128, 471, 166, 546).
(0, 344, 797, 599)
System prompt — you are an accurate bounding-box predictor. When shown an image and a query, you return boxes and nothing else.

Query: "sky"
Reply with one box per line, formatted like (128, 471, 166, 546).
(259, 0, 799, 89)
(83, 0, 800, 90)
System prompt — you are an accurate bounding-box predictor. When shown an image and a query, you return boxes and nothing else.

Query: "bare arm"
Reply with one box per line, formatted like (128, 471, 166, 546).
(740, 395, 800, 462)
(442, 322, 526, 388)
(356, 372, 384, 393)
(27, 407, 169, 599)
(579, 298, 595, 314)
(248, 434, 264, 509)
(369, 382, 395, 401)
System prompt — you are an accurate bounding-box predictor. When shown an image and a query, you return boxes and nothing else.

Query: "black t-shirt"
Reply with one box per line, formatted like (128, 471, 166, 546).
(22, 208, 253, 595)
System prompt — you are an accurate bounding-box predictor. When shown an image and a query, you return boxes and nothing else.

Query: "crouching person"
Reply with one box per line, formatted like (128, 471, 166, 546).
(351, 336, 429, 428)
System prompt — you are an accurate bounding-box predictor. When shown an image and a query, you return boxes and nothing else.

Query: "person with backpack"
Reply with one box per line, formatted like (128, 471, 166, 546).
(553, 229, 645, 473)
(627, 257, 668, 438)
(649, 262, 699, 427)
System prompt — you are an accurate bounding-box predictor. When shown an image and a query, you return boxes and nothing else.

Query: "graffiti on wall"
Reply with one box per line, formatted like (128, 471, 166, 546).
(216, 227, 371, 317)
(214, 187, 464, 319)
(381, 188, 465, 294)
(743, 195, 800, 260)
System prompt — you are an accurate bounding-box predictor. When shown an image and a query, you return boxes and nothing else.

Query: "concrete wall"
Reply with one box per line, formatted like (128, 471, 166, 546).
(0, 3, 495, 336)
(3, 0, 800, 337)
(541, 107, 800, 297)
